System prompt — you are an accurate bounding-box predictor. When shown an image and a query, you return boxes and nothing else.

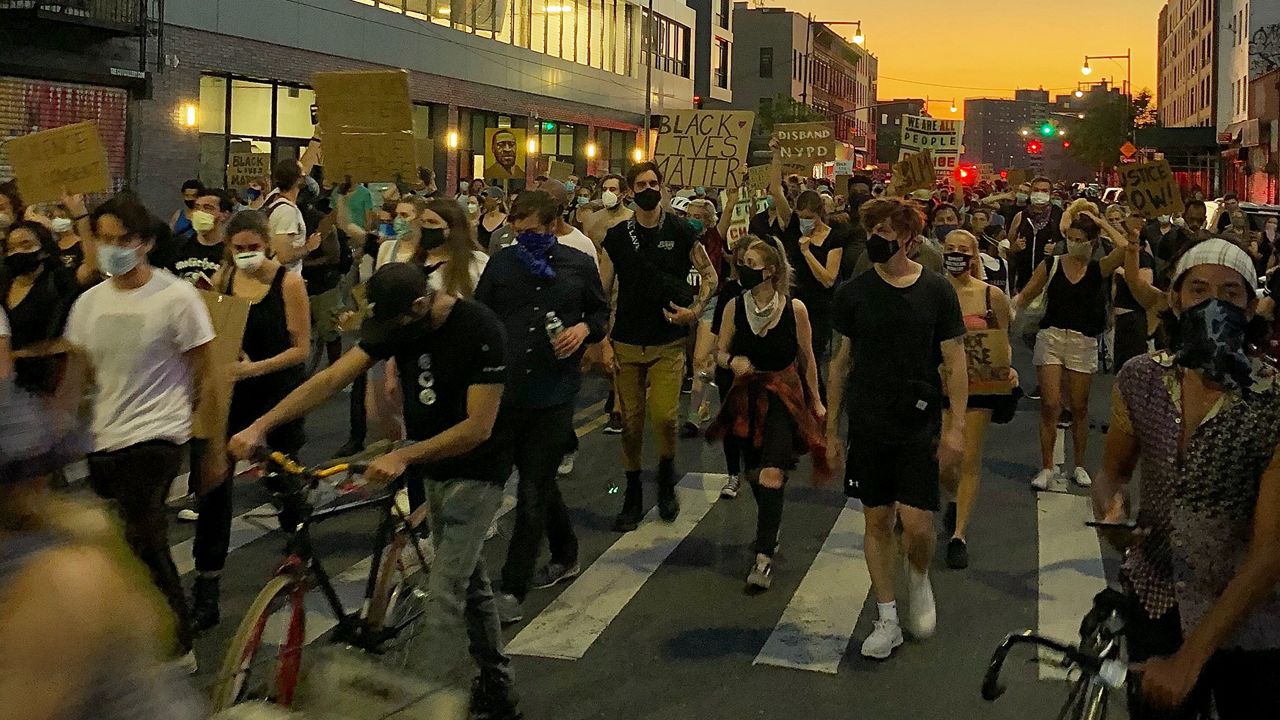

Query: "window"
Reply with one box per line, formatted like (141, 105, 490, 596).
(717, 0, 729, 30)
(759, 47, 773, 78)
(645, 12, 689, 78)
(714, 38, 729, 89)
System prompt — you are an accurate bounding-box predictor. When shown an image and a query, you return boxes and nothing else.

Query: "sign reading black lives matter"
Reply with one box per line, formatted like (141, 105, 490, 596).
(899, 115, 964, 178)
(1117, 159, 1185, 219)
(653, 110, 754, 188)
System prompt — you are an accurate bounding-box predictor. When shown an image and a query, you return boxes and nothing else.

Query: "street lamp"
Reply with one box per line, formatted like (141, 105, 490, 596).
(1081, 59, 1092, 76)
(1080, 50, 1134, 139)
(852, 21, 864, 46)
(800, 17, 865, 110)
(1074, 89, 1084, 98)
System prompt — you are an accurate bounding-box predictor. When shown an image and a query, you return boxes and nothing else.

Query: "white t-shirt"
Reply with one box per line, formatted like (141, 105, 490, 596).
(265, 196, 307, 275)
(557, 226, 599, 266)
(65, 271, 216, 452)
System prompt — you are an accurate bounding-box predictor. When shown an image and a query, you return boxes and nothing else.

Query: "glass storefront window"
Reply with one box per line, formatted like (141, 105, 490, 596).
(229, 79, 272, 137)
(199, 76, 227, 135)
(275, 85, 316, 139)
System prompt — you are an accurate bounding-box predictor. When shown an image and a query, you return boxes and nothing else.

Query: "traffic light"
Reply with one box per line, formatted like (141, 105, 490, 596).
(1062, 140, 1071, 149)
(999, 169, 1009, 180)
(1026, 140, 1043, 154)
(953, 164, 976, 186)
(542, 121, 556, 132)
(1040, 122, 1055, 137)
(693, 95, 703, 109)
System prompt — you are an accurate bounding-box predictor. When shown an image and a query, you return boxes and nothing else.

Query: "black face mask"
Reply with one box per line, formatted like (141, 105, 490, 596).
(943, 251, 973, 276)
(5, 250, 45, 276)
(737, 264, 767, 290)
(866, 233, 901, 264)
(634, 188, 662, 212)
(420, 227, 447, 251)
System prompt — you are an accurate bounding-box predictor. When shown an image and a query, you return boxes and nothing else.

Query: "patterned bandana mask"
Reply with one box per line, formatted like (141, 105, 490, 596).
(1173, 298, 1252, 391)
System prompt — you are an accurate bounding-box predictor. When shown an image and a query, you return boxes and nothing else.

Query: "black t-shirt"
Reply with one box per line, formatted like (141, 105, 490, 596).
(167, 236, 225, 287)
(360, 299, 510, 484)
(1114, 249, 1155, 312)
(602, 214, 698, 346)
(58, 242, 84, 273)
(781, 214, 848, 316)
(831, 268, 965, 439)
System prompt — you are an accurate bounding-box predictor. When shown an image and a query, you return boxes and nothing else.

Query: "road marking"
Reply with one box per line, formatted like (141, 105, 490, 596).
(575, 414, 609, 438)
(505, 473, 724, 661)
(1037, 491, 1106, 681)
(172, 504, 279, 576)
(754, 498, 871, 674)
(574, 399, 607, 423)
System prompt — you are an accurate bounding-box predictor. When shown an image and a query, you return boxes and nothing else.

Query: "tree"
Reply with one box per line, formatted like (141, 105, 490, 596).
(1132, 88, 1158, 128)
(1251, 23, 1280, 76)
(1066, 87, 1157, 170)
(755, 93, 825, 135)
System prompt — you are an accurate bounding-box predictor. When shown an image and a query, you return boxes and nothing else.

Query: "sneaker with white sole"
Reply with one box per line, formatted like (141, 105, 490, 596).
(557, 452, 576, 476)
(1030, 467, 1061, 491)
(531, 561, 580, 590)
(1072, 467, 1093, 487)
(746, 556, 772, 590)
(177, 508, 200, 522)
(720, 475, 741, 499)
(904, 569, 937, 639)
(860, 619, 904, 659)
(495, 593, 524, 625)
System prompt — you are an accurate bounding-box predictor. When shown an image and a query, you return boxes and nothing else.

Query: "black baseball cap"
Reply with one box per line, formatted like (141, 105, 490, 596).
(361, 262, 431, 345)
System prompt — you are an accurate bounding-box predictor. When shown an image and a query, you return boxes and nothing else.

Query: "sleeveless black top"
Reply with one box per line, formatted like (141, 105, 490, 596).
(730, 294, 798, 373)
(1040, 258, 1107, 338)
(225, 265, 305, 404)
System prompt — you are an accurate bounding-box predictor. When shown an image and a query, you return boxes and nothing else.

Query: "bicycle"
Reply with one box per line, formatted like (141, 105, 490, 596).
(210, 446, 433, 712)
(982, 588, 1130, 720)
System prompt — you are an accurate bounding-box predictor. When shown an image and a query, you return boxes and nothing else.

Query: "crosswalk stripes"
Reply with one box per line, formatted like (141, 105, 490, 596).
(1036, 491, 1106, 681)
(753, 498, 871, 674)
(505, 472, 727, 660)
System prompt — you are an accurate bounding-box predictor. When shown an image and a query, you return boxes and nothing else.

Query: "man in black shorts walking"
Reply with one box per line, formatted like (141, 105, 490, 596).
(825, 197, 968, 661)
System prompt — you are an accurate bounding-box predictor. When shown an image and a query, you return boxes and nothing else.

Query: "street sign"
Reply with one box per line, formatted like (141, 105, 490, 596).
(1120, 141, 1137, 159)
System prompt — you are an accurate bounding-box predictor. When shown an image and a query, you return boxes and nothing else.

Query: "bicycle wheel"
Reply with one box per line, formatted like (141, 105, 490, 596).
(367, 530, 430, 668)
(211, 574, 308, 711)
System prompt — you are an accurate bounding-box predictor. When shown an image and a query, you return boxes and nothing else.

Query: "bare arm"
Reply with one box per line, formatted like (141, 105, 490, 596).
(690, 242, 718, 314)
(825, 331, 851, 437)
(769, 147, 793, 226)
(1092, 385, 1140, 524)
(717, 187, 741, 240)
(1011, 260, 1049, 309)
(714, 297, 738, 367)
(1122, 244, 1166, 311)
(793, 300, 822, 410)
(395, 383, 504, 466)
(241, 273, 311, 377)
(940, 335, 968, 422)
(801, 236, 843, 288)
(599, 246, 616, 301)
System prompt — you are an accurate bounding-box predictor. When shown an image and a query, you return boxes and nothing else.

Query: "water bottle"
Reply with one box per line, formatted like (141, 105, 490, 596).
(544, 311, 565, 342)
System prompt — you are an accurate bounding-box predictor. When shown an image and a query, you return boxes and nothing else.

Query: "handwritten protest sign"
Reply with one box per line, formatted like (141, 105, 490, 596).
(192, 291, 251, 442)
(891, 149, 934, 195)
(548, 159, 575, 182)
(1118, 159, 1184, 219)
(653, 110, 754, 188)
(746, 164, 771, 197)
(313, 70, 416, 183)
(899, 115, 964, 179)
(722, 190, 769, 246)
(963, 328, 1014, 395)
(5, 122, 110, 204)
(1005, 169, 1030, 188)
(227, 153, 271, 188)
(773, 122, 837, 174)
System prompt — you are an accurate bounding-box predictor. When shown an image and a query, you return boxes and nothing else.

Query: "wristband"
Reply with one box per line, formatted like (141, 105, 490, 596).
(73, 213, 88, 221)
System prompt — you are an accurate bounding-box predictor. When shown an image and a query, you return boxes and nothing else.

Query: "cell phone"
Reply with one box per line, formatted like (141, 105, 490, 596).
(1085, 520, 1138, 530)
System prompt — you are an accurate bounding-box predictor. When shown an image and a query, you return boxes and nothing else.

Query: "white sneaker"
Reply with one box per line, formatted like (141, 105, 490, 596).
(904, 569, 937, 639)
(557, 452, 576, 476)
(720, 475, 741, 499)
(177, 508, 199, 522)
(1030, 468, 1060, 491)
(1072, 467, 1093, 487)
(172, 650, 199, 675)
(860, 619, 904, 659)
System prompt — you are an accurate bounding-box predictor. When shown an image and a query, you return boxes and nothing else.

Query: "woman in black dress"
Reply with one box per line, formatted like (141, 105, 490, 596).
(191, 209, 310, 630)
(710, 235, 828, 591)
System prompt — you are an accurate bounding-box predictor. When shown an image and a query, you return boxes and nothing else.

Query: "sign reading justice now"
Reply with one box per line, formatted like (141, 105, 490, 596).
(653, 110, 754, 188)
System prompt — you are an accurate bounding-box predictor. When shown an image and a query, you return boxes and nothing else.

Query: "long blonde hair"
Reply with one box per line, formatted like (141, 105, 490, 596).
(744, 234, 794, 297)
(943, 228, 985, 281)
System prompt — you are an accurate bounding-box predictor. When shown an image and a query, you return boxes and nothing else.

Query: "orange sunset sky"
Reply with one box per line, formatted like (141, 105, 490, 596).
(767, 0, 1165, 117)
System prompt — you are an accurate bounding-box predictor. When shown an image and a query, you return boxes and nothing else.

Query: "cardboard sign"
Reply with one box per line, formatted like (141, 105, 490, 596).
(745, 164, 771, 196)
(1005, 169, 1030, 188)
(313, 70, 416, 183)
(191, 291, 252, 442)
(227, 152, 271, 188)
(899, 115, 964, 179)
(653, 110, 754, 188)
(891, 150, 934, 195)
(963, 328, 1014, 395)
(415, 138, 434, 174)
(484, 127, 527, 181)
(773, 121, 838, 173)
(834, 174, 853, 196)
(547, 159, 575, 182)
(723, 191, 769, 246)
(1118, 159, 1184, 219)
(4, 121, 110, 204)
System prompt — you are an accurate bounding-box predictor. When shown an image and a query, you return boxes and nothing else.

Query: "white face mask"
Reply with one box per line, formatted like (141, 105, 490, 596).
(601, 190, 620, 209)
(97, 243, 141, 277)
(1030, 191, 1051, 206)
(51, 217, 74, 234)
(191, 210, 216, 234)
(234, 251, 265, 271)
(1067, 239, 1093, 259)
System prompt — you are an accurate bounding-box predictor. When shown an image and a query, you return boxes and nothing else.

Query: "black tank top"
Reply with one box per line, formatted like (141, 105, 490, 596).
(730, 294, 798, 372)
(1040, 259, 1107, 337)
(477, 216, 505, 249)
(226, 265, 305, 389)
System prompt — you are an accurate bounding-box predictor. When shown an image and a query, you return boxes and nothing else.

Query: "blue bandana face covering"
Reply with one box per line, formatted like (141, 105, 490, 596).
(1173, 298, 1252, 391)
(515, 230, 558, 279)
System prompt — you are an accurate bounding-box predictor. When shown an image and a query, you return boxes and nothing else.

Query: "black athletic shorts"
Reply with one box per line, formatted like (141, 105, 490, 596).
(844, 435, 940, 511)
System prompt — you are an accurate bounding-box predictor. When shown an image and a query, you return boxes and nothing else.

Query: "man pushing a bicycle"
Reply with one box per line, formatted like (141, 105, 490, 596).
(230, 261, 522, 720)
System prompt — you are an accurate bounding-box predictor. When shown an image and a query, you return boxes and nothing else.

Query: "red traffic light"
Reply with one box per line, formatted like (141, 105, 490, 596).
(1062, 140, 1071, 149)
(1000, 169, 1009, 180)
(693, 95, 703, 109)
(1026, 141, 1043, 154)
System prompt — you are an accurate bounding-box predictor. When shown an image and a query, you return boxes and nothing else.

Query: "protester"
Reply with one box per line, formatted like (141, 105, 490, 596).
(1112, 213, 1157, 370)
(826, 196, 968, 659)
(263, 160, 322, 274)
(1007, 177, 1063, 291)
(47, 201, 88, 273)
(229, 261, 520, 719)
(539, 179, 599, 264)
(189, 210, 310, 632)
(1093, 237, 1280, 719)
(477, 190, 608, 623)
(938, 229, 1014, 569)
(600, 161, 717, 531)
(709, 235, 753, 499)
(709, 235, 826, 590)
(680, 193, 736, 438)
(168, 179, 203, 245)
(0, 180, 22, 243)
(969, 207, 1010, 294)
(1012, 203, 1127, 490)
(64, 194, 223, 671)
(1214, 191, 1240, 232)
(477, 186, 508, 251)
(583, 173, 633, 435)
(166, 188, 232, 289)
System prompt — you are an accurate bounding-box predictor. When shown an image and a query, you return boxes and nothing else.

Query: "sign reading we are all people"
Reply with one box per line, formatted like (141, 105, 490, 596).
(652, 110, 754, 188)
(899, 115, 964, 178)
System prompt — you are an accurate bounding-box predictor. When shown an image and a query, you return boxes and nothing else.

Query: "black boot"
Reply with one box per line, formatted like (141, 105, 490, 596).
(191, 575, 221, 633)
(657, 458, 680, 522)
(470, 673, 522, 720)
(613, 471, 644, 532)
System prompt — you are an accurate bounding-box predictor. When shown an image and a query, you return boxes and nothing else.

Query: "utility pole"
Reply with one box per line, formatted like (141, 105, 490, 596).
(799, 13, 812, 121)
(642, 0, 654, 161)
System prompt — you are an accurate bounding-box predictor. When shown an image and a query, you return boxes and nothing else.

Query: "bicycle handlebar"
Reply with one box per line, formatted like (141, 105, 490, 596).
(981, 631, 1127, 702)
